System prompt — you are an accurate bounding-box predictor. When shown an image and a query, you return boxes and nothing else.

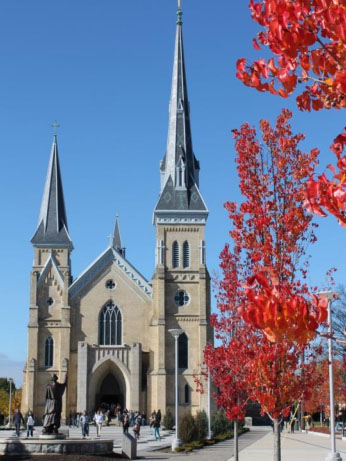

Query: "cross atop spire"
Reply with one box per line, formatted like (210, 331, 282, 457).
(31, 134, 73, 249)
(177, 0, 182, 24)
(51, 120, 60, 135)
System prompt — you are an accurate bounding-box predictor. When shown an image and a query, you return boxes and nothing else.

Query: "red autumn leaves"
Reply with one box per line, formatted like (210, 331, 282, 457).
(237, 0, 346, 111)
(242, 272, 328, 343)
(305, 128, 346, 226)
(227, 109, 324, 344)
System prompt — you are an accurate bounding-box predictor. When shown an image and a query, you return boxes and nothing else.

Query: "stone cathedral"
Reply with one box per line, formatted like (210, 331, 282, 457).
(21, 7, 213, 421)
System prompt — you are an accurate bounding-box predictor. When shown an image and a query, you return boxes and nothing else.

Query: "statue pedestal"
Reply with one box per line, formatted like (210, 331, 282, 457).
(0, 438, 114, 456)
(39, 434, 66, 440)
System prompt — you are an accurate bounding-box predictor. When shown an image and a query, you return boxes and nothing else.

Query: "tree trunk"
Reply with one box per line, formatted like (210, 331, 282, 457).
(273, 418, 281, 461)
(234, 420, 239, 461)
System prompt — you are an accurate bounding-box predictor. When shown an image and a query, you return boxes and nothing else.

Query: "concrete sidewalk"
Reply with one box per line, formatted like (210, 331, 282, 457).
(226, 429, 346, 461)
(140, 429, 346, 461)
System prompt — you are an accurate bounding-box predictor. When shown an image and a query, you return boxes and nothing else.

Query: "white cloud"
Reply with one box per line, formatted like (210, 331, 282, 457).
(0, 354, 25, 388)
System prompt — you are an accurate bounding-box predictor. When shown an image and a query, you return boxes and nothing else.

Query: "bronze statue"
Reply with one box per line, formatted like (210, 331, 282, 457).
(42, 374, 67, 434)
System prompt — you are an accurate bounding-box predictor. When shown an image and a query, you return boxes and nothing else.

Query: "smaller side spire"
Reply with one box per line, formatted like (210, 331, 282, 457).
(111, 215, 125, 257)
(31, 134, 72, 249)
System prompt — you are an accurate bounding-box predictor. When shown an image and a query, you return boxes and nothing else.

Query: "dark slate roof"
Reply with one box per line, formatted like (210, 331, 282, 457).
(31, 135, 72, 248)
(155, 176, 207, 212)
(155, 8, 207, 215)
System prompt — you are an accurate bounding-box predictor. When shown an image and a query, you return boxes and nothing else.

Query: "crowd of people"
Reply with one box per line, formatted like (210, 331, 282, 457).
(9, 405, 163, 441)
(68, 406, 162, 440)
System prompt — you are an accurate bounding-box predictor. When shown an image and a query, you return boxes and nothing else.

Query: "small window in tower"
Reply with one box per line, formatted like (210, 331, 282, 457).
(183, 241, 190, 268)
(179, 168, 183, 187)
(46, 297, 54, 307)
(178, 333, 188, 369)
(172, 241, 179, 268)
(105, 279, 116, 290)
(184, 384, 190, 404)
(174, 290, 189, 307)
(45, 336, 54, 368)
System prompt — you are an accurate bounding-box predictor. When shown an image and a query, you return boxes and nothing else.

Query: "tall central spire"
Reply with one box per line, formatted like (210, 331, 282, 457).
(154, 4, 207, 219)
(161, 3, 199, 191)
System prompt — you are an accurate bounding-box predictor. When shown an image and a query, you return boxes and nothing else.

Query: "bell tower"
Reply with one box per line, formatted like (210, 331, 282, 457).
(22, 133, 73, 420)
(150, 4, 212, 414)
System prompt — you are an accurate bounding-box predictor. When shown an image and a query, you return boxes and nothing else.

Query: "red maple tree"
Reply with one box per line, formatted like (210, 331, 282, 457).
(305, 358, 346, 423)
(206, 110, 325, 461)
(236, 0, 346, 111)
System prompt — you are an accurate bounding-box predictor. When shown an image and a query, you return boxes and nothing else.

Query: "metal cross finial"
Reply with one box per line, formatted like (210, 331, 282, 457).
(51, 120, 60, 135)
(177, 0, 183, 24)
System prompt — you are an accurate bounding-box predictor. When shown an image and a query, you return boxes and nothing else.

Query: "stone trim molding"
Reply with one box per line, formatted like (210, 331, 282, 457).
(69, 247, 152, 300)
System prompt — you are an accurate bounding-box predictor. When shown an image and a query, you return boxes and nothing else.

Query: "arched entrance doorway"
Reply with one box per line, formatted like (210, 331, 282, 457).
(87, 357, 129, 413)
(96, 373, 124, 410)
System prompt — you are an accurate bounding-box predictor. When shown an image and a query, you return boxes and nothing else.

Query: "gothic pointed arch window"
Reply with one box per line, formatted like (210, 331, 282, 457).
(178, 333, 188, 369)
(45, 336, 54, 368)
(172, 241, 179, 268)
(99, 301, 122, 346)
(183, 241, 190, 268)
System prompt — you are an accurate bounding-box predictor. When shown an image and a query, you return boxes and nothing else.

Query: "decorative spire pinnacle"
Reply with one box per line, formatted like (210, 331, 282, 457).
(31, 133, 73, 249)
(112, 214, 125, 257)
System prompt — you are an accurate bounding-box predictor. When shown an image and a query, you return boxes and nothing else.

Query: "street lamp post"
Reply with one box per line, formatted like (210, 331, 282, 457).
(8, 378, 13, 429)
(168, 328, 183, 451)
(319, 291, 342, 461)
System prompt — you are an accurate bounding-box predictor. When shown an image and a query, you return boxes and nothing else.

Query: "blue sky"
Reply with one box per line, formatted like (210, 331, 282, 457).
(0, 0, 345, 386)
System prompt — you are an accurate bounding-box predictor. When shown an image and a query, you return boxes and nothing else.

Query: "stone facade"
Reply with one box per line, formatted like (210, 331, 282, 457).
(21, 6, 214, 422)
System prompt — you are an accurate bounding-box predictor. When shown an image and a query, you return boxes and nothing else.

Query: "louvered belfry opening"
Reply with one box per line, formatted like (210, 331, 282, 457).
(172, 241, 179, 268)
(183, 240, 190, 268)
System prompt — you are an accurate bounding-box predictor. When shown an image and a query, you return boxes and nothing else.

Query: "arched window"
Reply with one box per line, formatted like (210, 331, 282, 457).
(45, 336, 54, 368)
(183, 241, 190, 268)
(178, 333, 188, 369)
(172, 241, 179, 268)
(99, 302, 122, 346)
(184, 384, 190, 404)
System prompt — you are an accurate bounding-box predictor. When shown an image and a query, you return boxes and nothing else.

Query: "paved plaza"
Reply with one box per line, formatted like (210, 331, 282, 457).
(142, 428, 346, 461)
(2, 425, 346, 460)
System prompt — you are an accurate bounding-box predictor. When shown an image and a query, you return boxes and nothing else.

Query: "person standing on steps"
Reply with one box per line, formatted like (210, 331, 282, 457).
(94, 409, 104, 438)
(13, 408, 25, 437)
(26, 412, 35, 438)
(153, 413, 161, 441)
(80, 410, 90, 439)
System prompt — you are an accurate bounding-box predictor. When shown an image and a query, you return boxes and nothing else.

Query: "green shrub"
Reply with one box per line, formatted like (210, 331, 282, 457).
(162, 408, 175, 430)
(195, 410, 208, 441)
(179, 412, 198, 443)
(211, 410, 234, 436)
